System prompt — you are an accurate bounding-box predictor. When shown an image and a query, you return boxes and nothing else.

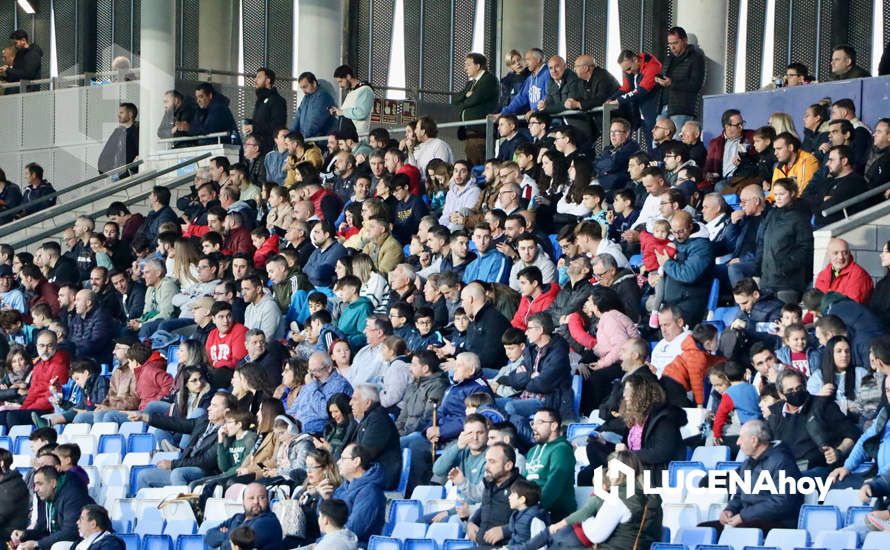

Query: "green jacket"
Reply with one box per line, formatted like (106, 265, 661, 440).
(596, 491, 663, 550)
(271, 265, 313, 313)
(452, 71, 499, 121)
(338, 296, 373, 350)
(524, 436, 576, 521)
(217, 430, 258, 476)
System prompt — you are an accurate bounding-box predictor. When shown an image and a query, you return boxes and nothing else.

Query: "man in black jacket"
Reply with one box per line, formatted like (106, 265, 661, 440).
(129, 391, 236, 491)
(656, 27, 705, 134)
(867, 118, 890, 191)
(467, 443, 520, 548)
(766, 369, 858, 478)
(538, 56, 589, 144)
(138, 186, 179, 246)
(244, 67, 287, 154)
(440, 282, 510, 369)
(110, 269, 146, 322)
(813, 145, 871, 226)
(347, 384, 403, 490)
(567, 55, 619, 142)
(76, 505, 126, 550)
(1, 30, 42, 84)
(13, 466, 94, 550)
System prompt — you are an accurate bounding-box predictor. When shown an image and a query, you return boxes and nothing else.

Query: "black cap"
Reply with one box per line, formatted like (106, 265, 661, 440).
(113, 334, 139, 347)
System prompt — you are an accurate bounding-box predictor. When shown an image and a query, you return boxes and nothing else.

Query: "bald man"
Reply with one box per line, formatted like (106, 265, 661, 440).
(536, 55, 590, 142)
(814, 238, 874, 304)
(655, 211, 715, 326)
(68, 289, 113, 363)
(205, 483, 283, 550)
(437, 282, 510, 369)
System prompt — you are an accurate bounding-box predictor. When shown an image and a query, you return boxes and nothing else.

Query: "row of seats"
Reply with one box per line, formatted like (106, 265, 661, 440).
(653, 526, 890, 550)
(369, 537, 473, 550)
(116, 533, 206, 550)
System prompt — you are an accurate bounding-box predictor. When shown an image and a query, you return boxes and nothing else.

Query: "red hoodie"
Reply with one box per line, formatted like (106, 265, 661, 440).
(134, 351, 174, 410)
(511, 282, 561, 330)
(253, 233, 280, 269)
(23, 350, 70, 411)
(639, 230, 676, 273)
(206, 323, 249, 369)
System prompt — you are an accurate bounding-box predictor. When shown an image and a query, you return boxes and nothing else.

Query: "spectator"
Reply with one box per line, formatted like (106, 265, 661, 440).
(508, 233, 556, 291)
(828, 44, 871, 81)
(466, 443, 521, 548)
(607, 49, 663, 139)
(206, 301, 249, 386)
(391, 174, 429, 245)
(241, 275, 282, 340)
(206, 483, 283, 550)
(0, 169, 22, 215)
(20, 163, 56, 216)
(304, 221, 347, 287)
(771, 132, 819, 198)
(656, 26, 705, 132)
(510, 266, 559, 331)
(332, 65, 374, 137)
(593, 118, 640, 192)
(661, 324, 721, 407)
(704, 109, 754, 186)
(757, 178, 814, 304)
(870, 241, 890, 326)
(0, 448, 28, 543)
(314, 499, 358, 550)
(501, 48, 550, 119)
(360, 216, 403, 275)
(129, 259, 179, 338)
(549, 253, 594, 325)
(439, 161, 481, 230)
(500, 49, 530, 109)
(711, 361, 761, 445)
(868, 118, 890, 190)
(495, 114, 531, 162)
(346, 384, 402, 489)
(812, 145, 871, 226)
(138, 186, 179, 246)
(395, 350, 449, 436)
(538, 55, 590, 142)
(654, 211, 713, 326)
(158, 89, 195, 141)
(410, 116, 454, 175)
(291, 351, 353, 434)
(525, 408, 576, 521)
(1, 30, 42, 83)
(814, 238, 873, 304)
(568, 54, 620, 141)
(67, 290, 112, 365)
(73, 504, 125, 550)
(327, 443, 386, 543)
(679, 120, 707, 167)
(11, 466, 94, 550)
(0, 330, 67, 428)
(454, 53, 500, 165)
(188, 82, 239, 142)
(431, 412, 488, 503)
(288, 72, 336, 138)
(463, 223, 511, 284)
(240, 67, 287, 152)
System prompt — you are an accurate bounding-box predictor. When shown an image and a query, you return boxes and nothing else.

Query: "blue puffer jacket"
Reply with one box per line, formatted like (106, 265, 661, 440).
(502, 68, 551, 115)
(331, 463, 387, 543)
(463, 249, 511, 284)
(289, 88, 337, 137)
(68, 306, 114, 364)
(205, 510, 283, 550)
(724, 442, 803, 528)
(507, 504, 550, 550)
(427, 373, 494, 442)
(662, 236, 714, 326)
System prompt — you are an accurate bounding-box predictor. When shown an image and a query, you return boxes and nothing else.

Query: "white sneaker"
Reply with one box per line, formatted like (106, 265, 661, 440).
(159, 439, 179, 453)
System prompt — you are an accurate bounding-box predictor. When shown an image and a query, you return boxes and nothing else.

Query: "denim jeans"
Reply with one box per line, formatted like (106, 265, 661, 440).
(93, 410, 132, 424)
(499, 397, 543, 448)
(136, 465, 205, 491)
(72, 411, 95, 424)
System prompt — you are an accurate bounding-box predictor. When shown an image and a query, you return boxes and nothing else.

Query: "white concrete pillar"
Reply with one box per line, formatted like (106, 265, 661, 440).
(138, 0, 176, 157)
(293, 0, 345, 103)
(675, 0, 728, 96)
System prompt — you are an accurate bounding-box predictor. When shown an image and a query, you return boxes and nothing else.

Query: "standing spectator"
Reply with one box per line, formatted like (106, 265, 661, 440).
(656, 26, 705, 133)
(501, 49, 550, 119)
(500, 49, 530, 109)
(67, 290, 112, 364)
(11, 466, 93, 550)
(454, 53, 499, 165)
(828, 44, 871, 81)
(606, 50, 662, 140)
(289, 72, 336, 138)
(205, 483, 283, 550)
(757, 178, 813, 304)
(244, 67, 287, 153)
(20, 163, 56, 216)
(188, 83, 239, 142)
(567, 54, 620, 142)
(331, 65, 374, 137)
(0, 168, 22, 215)
(655, 212, 714, 326)
(537, 56, 589, 142)
(0, 30, 42, 84)
(410, 117, 454, 175)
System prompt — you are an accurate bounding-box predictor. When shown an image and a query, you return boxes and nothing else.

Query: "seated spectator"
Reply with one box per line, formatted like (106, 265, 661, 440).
(525, 408, 576, 521)
(349, 315, 391, 386)
(12, 465, 94, 550)
(431, 413, 489, 505)
(34, 358, 108, 428)
(395, 350, 449, 438)
(536, 450, 663, 550)
(593, 118, 640, 192)
(700, 420, 803, 533)
(511, 266, 560, 331)
(811, 145, 870, 226)
(867, 118, 890, 189)
(466, 443, 521, 548)
(0, 447, 28, 543)
(767, 368, 858, 478)
(346, 384, 402, 490)
(728, 278, 784, 347)
(94, 341, 172, 423)
(815, 238, 873, 304)
(205, 483, 283, 550)
(334, 276, 372, 350)
(871, 240, 890, 326)
(658, 211, 714, 326)
(359, 216, 403, 275)
(651, 306, 691, 376)
(314, 499, 358, 550)
(290, 351, 353, 434)
(809, 334, 868, 403)
(206, 302, 249, 387)
(771, 132, 819, 202)
(20, 163, 57, 217)
(0, 330, 68, 428)
(463, 223, 510, 284)
(705, 109, 754, 187)
(508, 233, 556, 292)
(662, 323, 721, 407)
(67, 289, 113, 364)
(829, 44, 871, 80)
(711, 361, 762, 445)
(323, 443, 386, 544)
(805, 289, 886, 370)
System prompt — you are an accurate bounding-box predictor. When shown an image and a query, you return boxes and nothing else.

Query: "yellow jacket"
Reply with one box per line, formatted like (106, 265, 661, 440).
(770, 149, 820, 199)
(362, 233, 404, 274)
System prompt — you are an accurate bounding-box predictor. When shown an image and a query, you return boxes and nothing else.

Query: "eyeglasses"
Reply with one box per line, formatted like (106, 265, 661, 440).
(526, 325, 542, 332)
(726, 121, 746, 127)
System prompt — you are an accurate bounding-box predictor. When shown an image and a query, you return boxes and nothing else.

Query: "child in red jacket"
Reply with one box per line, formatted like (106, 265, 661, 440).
(640, 219, 676, 326)
(129, 341, 174, 410)
(251, 228, 280, 269)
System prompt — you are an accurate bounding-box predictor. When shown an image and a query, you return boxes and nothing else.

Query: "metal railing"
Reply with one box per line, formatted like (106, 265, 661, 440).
(821, 180, 890, 220)
(0, 68, 141, 92)
(0, 159, 144, 229)
(1, 153, 209, 243)
(158, 131, 230, 146)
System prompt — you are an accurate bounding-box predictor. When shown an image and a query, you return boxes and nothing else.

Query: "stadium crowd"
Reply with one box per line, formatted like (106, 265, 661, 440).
(2, 25, 890, 550)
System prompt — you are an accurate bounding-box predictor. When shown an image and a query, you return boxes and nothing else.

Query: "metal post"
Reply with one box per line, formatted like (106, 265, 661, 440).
(485, 117, 494, 159)
(418, 0, 425, 102)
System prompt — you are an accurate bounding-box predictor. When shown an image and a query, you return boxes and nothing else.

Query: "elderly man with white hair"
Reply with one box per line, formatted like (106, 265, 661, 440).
(814, 237, 874, 304)
(349, 315, 393, 386)
(289, 351, 352, 434)
(347, 384, 403, 490)
(699, 420, 803, 534)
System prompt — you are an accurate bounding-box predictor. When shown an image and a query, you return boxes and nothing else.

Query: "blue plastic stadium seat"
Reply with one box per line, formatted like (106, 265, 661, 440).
(845, 505, 872, 527)
(13, 435, 30, 455)
(394, 448, 411, 497)
(128, 465, 157, 497)
(174, 535, 204, 550)
(691, 446, 730, 469)
(863, 532, 890, 549)
(566, 423, 600, 441)
(548, 234, 562, 260)
(797, 505, 841, 539)
(442, 540, 473, 550)
(119, 421, 147, 439)
(571, 375, 582, 420)
(141, 535, 173, 550)
(8, 424, 33, 440)
(386, 500, 423, 531)
(667, 461, 707, 487)
(812, 530, 856, 550)
(629, 254, 643, 269)
(390, 522, 427, 541)
(164, 519, 196, 538)
(165, 344, 180, 375)
(651, 545, 685, 550)
(761, 528, 807, 550)
(677, 527, 717, 547)
(427, 522, 461, 544)
(717, 527, 763, 549)
(128, 433, 155, 453)
(706, 279, 720, 315)
(99, 434, 126, 455)
(715, 461, 743, 471)
(403, 540, 436, 550)
(409, 486, 445, 501)
(368, 536, 402, 550)
(134, 508, 165, 537)
(0, 436, 11, 451)
(119, 534, 140, 550)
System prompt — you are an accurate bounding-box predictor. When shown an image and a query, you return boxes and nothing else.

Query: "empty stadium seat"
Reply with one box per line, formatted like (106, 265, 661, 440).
(120, 421, 147, 439)
(389, 448, 411, 499)
(422, 499, 456, 515)
(691, 446, 730, 469)
(403, 539, 435, 550)
(663, 504, 700, 537)
(863, 531, 890, 549)
(426, 522, 461, 544)
(368, 536, 402, 550)
(566, 423, 600, 441)
(119, 533, 140, 550)
(797, 505, 842, 539)
(129, 465, 157, 497)
(0, 436, 11, 451)
(8, 424, 33, 440)
(61, 423, 91, 438)
(13, 435, 31, 455)
(203, 499, 231, 523)
(675, 527, 717, 547)
(163, 519, 197, 538)
(668, 461, 707, 487)
(717, 527, 762, 550)
(822, 488, 862, 513)
(409, 485, 445, 501)
(650, 544, 684, 550)
(95, 452, 123, 466)
(90, 422, 120, 436)
(128, 433, 155, 453)
(174, 535, 204, 550)
(391, 523, 427, 541)
(811, 530, 857, 550)
(442, 540, 472, 550)
(99, 434, 126, 455)
(165, 345, 181, 377)
(71, 434, 98, 455)
(386, 500, 423, 535)
(135, 507, 165, 537)
(845, 505, 872, 527)
(141, 535, 173, 550)
(761, 528, 808, 550)
(123, 452, 153, 466)
(715, 461, 743, 471)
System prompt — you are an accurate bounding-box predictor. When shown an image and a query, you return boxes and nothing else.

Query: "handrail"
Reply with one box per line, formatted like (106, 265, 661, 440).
(158, 131, 230, 144)
(0, 159, 145, 227)
(0, 68, 141, 90)
(821, 180, 890, 219)
(0, 154, 209, 240)
(12, 173, 196, 250)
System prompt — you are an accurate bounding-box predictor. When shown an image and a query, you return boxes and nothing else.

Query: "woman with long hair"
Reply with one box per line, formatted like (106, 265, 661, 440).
(232, 362, 275, 415)
(350, 252, 390, 314)
(583, 287, 640, 370)
(172, 237, 201, 288)
(266, 185, 294, 236)
(768, 111, 800, 139)
(0, 447, 29, 542)
(801, 102, 830, 155)
(815, 335, 868, 408)
(275, 357, 308, 413)
(0, 345, 31, 407)
(536, 151, 569, 233)
(288, 448, 343, 546)
(426, 159, 452, 213)
(234, 397, 287, 482)
(759, 178, 813, 304)
(320, 392, 357, 459)
(556, 157, 595, 222)
(615, 374, 687, 472)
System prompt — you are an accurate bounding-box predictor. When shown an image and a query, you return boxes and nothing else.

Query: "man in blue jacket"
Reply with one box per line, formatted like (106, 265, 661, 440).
(323, 444, 387, 544)
(75, 505, 125, 550)
(463, 223, 511, 284)
(206, 483, 283, 550)
(68, 289, 113, 365)
(501, 49, 551, 118)
(289, 72, 337, 138)
(188, 83, 239, 144)
(657, 211, 714, 326)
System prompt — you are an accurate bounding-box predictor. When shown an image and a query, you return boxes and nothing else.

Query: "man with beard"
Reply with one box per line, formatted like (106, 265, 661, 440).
(465, 443, 521, 548)
(243, 67, 287, 153)
(812, 145, 870, 226)
(0, 331, 69, 428)
(89, 267, 125, 324)
(157, 89, 195, 141)
(524, 408, 576, 521)
(206, 483, 283, 550)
